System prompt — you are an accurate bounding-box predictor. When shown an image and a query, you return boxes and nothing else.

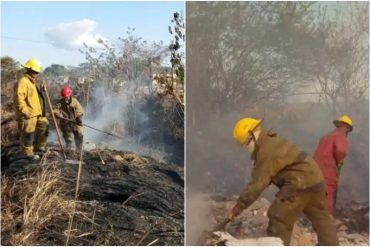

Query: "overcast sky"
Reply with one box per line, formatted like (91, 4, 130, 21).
(1, 1, 184, 68)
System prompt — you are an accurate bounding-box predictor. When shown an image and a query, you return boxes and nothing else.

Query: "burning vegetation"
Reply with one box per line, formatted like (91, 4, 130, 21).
(1, 12, 184, 246)
(186, 2, 368, 246)
(188, 195, 368, 246)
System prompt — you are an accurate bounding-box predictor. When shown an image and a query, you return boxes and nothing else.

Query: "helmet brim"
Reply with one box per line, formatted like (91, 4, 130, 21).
(22, 64, 40, 73)
(333, 120, 353, 131)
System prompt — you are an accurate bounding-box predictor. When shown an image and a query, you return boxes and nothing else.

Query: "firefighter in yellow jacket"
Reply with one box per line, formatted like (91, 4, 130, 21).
(54, 86, 84, 150)
(229, 117, 338, 245)
(14, 58, 49, 160)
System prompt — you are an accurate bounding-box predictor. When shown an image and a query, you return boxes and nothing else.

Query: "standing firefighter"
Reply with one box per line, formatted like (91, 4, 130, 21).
(54, 86, 84, 150)
(14, 58, 48, 160)
(313, 115, 353, 216)
(229, 117, 338, 245)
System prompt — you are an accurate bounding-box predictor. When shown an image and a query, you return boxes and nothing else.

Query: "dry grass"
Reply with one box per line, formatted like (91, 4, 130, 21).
(0, 156, 97, 246)
(1, 161, 70, 245)
(0, 153, 127, 246)
(1, 110, 19, 144)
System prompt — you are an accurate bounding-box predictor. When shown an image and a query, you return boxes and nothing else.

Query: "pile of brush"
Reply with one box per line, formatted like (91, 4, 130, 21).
(195, 194, 369, 246)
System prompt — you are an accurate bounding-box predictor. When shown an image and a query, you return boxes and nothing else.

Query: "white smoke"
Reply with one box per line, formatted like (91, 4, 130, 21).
(82, 85, 169, 162)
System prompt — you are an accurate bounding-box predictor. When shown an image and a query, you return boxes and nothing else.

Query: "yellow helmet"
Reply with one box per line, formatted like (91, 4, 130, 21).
(233, 118, 262, 145)
(333, 115, 353, 131)
(22, 58, 42, 73)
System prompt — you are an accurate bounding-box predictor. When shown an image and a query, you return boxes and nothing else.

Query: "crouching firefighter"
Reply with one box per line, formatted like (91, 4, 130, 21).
(14, 58, 49, 160)
(229, 117, 338, 245)
(54, 86, 84, 150)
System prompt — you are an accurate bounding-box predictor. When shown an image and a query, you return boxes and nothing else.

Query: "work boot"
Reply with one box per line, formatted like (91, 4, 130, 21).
(35, 147, 47, 156)
(75, 133, 83, 151)
(75, 144, 83, 152)
(65, 142, 74, 151)
(19, 153, 40, 161)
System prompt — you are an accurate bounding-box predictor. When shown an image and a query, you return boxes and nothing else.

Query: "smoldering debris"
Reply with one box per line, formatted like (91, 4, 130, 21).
(210, 232, 283, 246)
(1, 143, 184, 246)
(43, 84, 184, 165)
(186, 3, 369, 246)
(190, 194, 369, 246)
(185, 192, 214, 245)
(1, 76, 185, 245)
(81, 86, 184, 165)
(336, 201, 369, 234)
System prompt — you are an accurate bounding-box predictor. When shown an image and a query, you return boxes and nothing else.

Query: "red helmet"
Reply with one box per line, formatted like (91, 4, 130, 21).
(61, 86, 72, 98)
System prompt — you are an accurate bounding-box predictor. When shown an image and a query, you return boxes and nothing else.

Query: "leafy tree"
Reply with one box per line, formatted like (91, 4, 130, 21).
(169, 12, 185, 85)
(44, 64, 68, 77)
(187, 2, 316, 122)
(302, 2, 369, 117)
(186, 2, 368, 124)
(80, 27, 168, 92)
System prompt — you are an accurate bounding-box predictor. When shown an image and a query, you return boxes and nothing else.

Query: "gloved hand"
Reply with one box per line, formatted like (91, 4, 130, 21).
(231, 201, 244, 218)
(336, 162, 344, 174)
(76, 116, 83, 126)
(54, 112, 63, 119)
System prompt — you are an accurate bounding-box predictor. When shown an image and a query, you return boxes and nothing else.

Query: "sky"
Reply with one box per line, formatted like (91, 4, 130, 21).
(1, 1, 184, 68)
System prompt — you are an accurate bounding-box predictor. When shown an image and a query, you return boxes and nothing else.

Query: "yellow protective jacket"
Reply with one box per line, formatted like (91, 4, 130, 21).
(237, 130, 324, 209)
(14, 74, 45, 118)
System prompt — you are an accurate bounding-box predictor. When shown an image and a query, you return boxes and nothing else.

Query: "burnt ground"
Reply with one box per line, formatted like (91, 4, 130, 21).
(1, 142, 184, 245)
(190, 194, 369, 246)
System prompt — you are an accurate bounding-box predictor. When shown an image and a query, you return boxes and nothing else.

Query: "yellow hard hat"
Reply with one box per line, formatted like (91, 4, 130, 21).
(233, 118, 262, 145)
(333, 115, 353, 131)
(22, 58, 42, 73)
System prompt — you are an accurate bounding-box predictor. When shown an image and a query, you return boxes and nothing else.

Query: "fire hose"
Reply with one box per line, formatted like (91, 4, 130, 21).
(57, 116, 124, 139)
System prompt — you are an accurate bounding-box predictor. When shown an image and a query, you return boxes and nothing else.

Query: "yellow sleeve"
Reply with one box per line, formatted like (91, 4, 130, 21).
(15, 78, 30, 115)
